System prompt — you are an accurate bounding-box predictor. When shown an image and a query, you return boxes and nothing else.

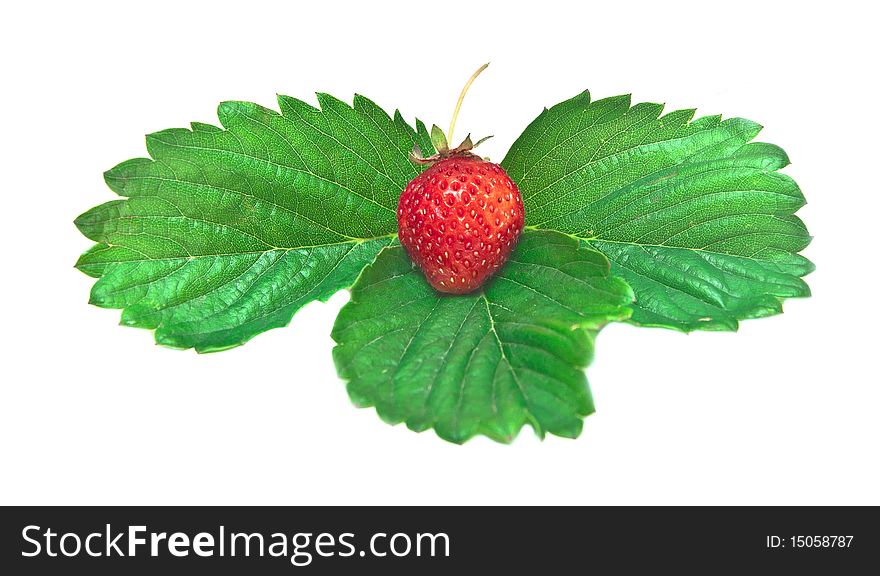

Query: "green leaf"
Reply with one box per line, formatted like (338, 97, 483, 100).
(430, 124, 449, 153)
(76, 94, 433, 352)
(331, 230, 633, 443)
(502, 91, 813, 331)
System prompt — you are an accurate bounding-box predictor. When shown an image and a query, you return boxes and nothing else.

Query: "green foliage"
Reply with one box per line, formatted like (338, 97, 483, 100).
(76, 88, 812, 442)
(331, 231, 632, 443)
(502, 91, 812, 331)
(76, 95, 433, 351)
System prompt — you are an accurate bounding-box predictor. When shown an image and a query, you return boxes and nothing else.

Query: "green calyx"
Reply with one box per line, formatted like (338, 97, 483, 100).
(410, 62, 493, 165)
(410, 127, 493, 164)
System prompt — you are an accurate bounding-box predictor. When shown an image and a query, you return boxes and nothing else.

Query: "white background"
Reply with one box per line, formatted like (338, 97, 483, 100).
(2, 0, 877, 505)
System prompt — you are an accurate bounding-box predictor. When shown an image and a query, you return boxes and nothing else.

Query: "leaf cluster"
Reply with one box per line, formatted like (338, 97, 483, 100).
(76, 90, 812, 442)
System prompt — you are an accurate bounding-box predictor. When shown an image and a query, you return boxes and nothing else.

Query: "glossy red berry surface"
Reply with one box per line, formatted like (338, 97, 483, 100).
(397, 154, 525, 294)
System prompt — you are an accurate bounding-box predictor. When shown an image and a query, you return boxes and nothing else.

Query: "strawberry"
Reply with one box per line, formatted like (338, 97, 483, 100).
(396, 63, 523, 294)
(397, 152, 524, 294)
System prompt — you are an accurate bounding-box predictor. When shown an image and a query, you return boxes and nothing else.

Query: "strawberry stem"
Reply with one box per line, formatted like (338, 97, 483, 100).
(447, 62, 489, 146)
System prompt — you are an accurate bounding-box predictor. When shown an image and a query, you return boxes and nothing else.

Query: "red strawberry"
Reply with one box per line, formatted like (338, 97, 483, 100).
(397, 153, 524, 294)
(397, 63, 523, 293)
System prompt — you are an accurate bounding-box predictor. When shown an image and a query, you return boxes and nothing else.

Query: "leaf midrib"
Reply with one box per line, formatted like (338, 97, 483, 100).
(116, 173, 380, 242)
(593, 241, 804, 312)
(589, 232, 806, 259)
(480, 293, 531, 422)
(85, 235, 397, 264)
